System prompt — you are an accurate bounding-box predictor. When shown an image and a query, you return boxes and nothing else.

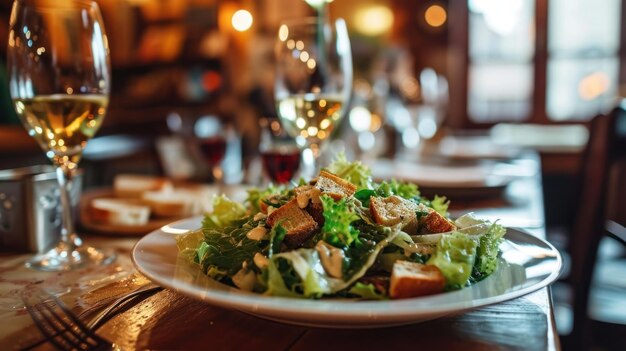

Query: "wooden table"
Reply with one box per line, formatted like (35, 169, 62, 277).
(0, 156, 560, 350)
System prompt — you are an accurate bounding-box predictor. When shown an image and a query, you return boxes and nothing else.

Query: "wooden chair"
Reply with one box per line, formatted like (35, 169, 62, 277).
(566, 101, 626, 350)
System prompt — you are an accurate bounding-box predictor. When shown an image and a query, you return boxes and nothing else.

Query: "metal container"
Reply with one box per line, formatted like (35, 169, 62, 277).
(0, 165, 82, 253)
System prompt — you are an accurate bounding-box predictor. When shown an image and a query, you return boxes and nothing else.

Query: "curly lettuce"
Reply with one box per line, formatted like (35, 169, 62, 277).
(428, 232, 477, 288)
(473, 222, 506, 280)
(326, 153, 372, 189)
(320, 194, 360, 248)
(354, 180, 420, 207)
(203, 195, 247, 229)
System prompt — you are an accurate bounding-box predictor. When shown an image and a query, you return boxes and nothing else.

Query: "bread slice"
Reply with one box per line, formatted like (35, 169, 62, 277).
(420, 210, 457, 234)
(315, 170, 357, 199)
(89, 198, 151, 226)
(266, 199, 318, 248)
(389, 261, 445, 299)
(113, 174, 173, 198)
(369, 195, 419, 233)
(142, 189, 204, 218)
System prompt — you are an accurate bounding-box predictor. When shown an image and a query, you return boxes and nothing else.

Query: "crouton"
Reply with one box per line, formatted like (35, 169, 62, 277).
(315, 170, 357, 199)
(266, 199, 318, 248)
(294, 185, 325, 224)
(420, 210, 457, 234)
(389, 261, 445, 299)
(369, 195, 420, 234)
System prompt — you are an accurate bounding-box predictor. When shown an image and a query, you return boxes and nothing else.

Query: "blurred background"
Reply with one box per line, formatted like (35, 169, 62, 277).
(1, 0, 623, 179)
(0, 0, 624, 347)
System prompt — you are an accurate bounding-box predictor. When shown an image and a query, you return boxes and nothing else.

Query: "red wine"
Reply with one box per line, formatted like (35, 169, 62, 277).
(261, 149, 301, 184)
(199, 137, 227, 165)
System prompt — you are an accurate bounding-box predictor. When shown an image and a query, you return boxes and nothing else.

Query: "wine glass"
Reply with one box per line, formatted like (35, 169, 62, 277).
(274, 17, 352, 179)
(194, 115, 227, 183)
(7, 0, 115, 271)
(259, 117, 300, 184)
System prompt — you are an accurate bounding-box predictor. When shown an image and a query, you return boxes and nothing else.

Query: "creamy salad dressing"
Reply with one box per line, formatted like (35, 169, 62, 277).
(246, 226, 267, 241)
(315, 241, 345, 278)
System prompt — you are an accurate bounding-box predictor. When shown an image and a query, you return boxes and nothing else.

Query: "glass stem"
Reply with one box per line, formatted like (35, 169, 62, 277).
(55, 166, 79, 252)
(302, 146, 321, 180)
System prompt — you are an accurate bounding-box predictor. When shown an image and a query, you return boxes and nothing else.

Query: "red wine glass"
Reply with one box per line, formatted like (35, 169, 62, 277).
(195, 116, 227, 183)
(260, 118, 301, 184)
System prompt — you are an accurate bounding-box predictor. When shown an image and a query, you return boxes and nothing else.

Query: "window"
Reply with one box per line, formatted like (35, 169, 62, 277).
(546, 0, 622, 121)
(453, 0, 624, 126)
(468, 0, 535, 123)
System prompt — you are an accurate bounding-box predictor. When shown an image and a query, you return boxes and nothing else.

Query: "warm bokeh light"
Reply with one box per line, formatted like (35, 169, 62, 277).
(354, 6, 394, 36)
(306, 58, 316, 69)
(425, 4, 447, 27)
(201, 70, 222, 92)
(578, 72, 610, 100)
(349, 106, 372, 132)
(231, 10, 252, 32)
(278, 24, 288, 41)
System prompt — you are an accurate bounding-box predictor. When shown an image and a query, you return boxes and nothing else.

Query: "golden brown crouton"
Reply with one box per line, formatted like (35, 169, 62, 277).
(389, 261, 445, 299)
(315, 170, 357, 199)
(294, 185, 325, 224)
(369, 196, 419, 234)
(266, 199, 318, 248)
(420, 210, 457, 234)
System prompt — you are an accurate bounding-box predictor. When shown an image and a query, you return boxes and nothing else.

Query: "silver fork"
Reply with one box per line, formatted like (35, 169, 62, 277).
(21, 289, 114, 351)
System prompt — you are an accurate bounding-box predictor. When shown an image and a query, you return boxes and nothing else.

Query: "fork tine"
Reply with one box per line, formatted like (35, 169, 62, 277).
(44, 296, 106, 349)
(35, 300, 90, 350)
(23, 298, 71, 351)
(22, 289, 109, 351)
(47, 294, 104, 345)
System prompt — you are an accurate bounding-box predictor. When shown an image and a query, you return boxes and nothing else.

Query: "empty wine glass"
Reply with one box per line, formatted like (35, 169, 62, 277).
(7, 0, 115, 270)
(274, 17, 352, 179)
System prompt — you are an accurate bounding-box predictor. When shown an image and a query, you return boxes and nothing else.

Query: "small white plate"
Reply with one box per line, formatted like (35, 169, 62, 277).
(132, 217, 562, 328)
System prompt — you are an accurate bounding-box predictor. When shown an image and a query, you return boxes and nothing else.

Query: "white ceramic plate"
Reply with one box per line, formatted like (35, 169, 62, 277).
(132, 217, 562, 328)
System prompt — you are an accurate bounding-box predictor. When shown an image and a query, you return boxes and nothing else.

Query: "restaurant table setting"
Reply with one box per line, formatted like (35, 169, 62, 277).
(0, 149, 563, 350)
(0, 1, 564, 350)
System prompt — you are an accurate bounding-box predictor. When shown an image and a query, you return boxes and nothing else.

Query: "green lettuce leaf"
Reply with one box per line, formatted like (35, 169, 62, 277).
(473, 222, 506, 280)
(348, 282, 387, 300)
(320, 194, 360, 248)
(454, 213, 506, 281)
(354, 189, 376, 207)
(203, 195, 247, 230)
(175, 229, 204, 262)
(199, 217, 266, 276)
(326, 153, 373, 189)
(269, 224, 286, 257)
(375, 180, 420, 200)
(264, 258, 302, 298)
(428, 231, 477, 288)
(264, 226, 402, 297)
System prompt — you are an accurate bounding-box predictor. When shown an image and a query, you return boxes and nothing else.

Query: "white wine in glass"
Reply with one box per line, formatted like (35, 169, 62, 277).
(276, 94, 343, 146)
(275, 17, 352, 178)
(7, 0, 115, 271)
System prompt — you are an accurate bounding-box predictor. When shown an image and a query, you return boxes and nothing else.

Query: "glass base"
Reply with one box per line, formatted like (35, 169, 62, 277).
(25, 246, 116, 272)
